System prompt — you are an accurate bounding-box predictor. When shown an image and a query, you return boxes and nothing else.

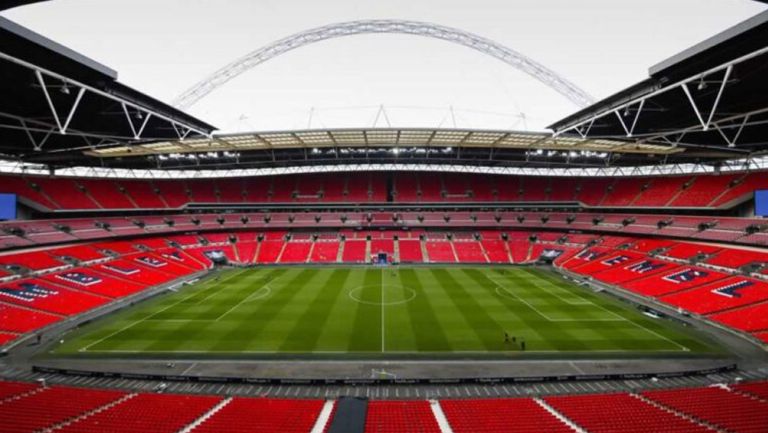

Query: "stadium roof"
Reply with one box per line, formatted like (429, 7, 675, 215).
(68, 127, 752, 171)
(0, 16, 216, 163)
(2, 4, 766, 172)
(550, 9, 768, 158)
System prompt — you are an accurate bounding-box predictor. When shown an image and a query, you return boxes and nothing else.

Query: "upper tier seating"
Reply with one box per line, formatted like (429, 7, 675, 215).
(79, 179, 135, 209)
(117, 180, 167, 208)
(600, 178, 645, 206)
(3, 170, 766, 210)
(668, 174, 738, 207)
(2, 209, 768, 251)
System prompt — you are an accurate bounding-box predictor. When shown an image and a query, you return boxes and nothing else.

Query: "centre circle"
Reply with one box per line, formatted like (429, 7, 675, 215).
(349, 284, 417, 306)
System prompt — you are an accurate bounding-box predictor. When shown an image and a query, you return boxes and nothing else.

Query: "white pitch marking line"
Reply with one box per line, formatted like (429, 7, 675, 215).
(381, 269, 385, 353)
(489, 275, 584, 322)
(530, 271, 689, 351)
(493, 285, 621, 322)
(508, 270, 690, 352)
(519, 269, 592, 305)
(214, 285, 272, 322)
(80, 268, 251, 352)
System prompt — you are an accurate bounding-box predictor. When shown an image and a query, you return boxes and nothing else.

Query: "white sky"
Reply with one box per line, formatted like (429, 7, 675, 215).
(3, 0, 766, 132)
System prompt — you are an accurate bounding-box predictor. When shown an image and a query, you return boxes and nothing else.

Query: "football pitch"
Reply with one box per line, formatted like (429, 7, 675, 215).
(53, 266, 721, 358)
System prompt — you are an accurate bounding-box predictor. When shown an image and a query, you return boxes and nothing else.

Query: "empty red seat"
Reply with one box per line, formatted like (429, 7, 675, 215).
(191, 397, 324, 433)
(643, 386, 768, 433)
(365, 400, 440, 433)
(441, 398, 573, 433)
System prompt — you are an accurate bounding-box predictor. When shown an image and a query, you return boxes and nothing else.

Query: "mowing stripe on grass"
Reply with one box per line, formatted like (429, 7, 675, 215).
(347, 269, 383, 352)
(279, 268, 352, 352)
(399, 268, 452, 352)
(209, 268, 314, 352)
(518, 268, 592, 305)
(80, 268, 252, 351)
(429, 268, 502, 351)
(57, 266, 717, 357)
(462, 268, 586, 351)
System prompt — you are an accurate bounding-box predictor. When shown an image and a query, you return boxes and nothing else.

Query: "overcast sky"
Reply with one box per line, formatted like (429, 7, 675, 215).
(3, 0, 766, 132)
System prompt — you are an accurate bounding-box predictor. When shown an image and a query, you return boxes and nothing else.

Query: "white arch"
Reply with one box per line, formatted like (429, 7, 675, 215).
(173, 19, 594, 110)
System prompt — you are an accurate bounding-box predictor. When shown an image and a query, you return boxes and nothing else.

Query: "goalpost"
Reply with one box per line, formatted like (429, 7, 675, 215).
(371, 369, 398, 380)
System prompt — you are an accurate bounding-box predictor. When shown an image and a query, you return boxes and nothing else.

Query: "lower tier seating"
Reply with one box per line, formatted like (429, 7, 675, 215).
(0, 385, 126, 433)
(3, 380, 767, 433)
(190, 397, 325, 433)
(425, 241, 456, 263)
(398, 239, 423, 262)
(545, 392, 710, 433)
(310, 241, 340, 263)
(440, 397, 574, 433)
(365, 401, 441, 433)
(342, 240, 367, 263)
(57, 393, 221, 433)
(642, 386, 768, 433)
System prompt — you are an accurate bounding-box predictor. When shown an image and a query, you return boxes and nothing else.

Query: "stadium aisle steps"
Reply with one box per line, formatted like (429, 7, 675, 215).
(428, 400, 454, 433)
(178, 398, 233, 433)
(308, 400, 336, 433)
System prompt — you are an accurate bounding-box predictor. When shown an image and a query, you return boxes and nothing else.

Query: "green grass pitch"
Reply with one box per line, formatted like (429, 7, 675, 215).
(53, 266, 721, 357)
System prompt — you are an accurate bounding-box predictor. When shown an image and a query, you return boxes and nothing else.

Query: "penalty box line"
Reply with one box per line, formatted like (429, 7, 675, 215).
(487, 274, 624, 323)
(490, 273, 689, 352)
(79, 268, 253, 352)
(526, 270, 690, 352)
